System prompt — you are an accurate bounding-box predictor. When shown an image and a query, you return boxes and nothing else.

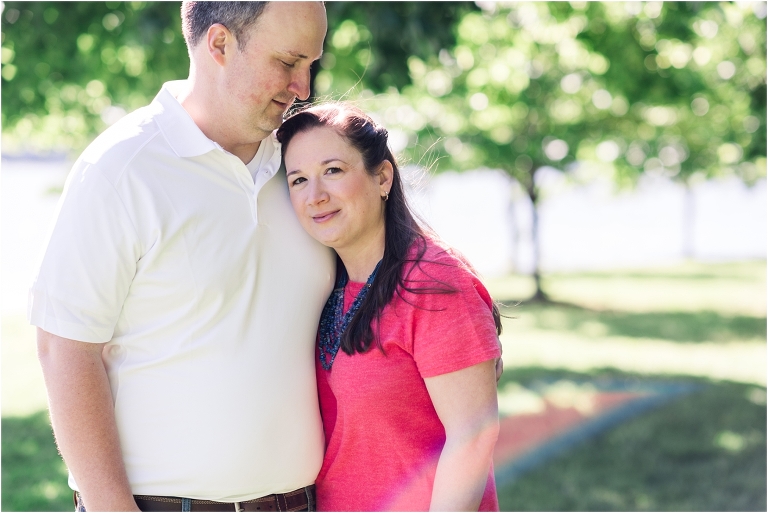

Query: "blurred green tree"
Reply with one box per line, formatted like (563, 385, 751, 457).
(315, 2, 477, 97)
(349, 2, 766, 300)
(1, 1, 187, 153)
(1, 1, 474, 153)
(2, 2, 765, 299)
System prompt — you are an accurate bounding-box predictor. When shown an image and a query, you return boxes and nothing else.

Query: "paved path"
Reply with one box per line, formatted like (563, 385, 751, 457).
(493, 379, 705, 484)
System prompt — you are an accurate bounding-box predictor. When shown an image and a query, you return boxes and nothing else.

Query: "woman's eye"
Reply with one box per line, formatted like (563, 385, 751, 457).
(290, 176, 306, 186)
(326, 167, 342, 175)
(281, 60, 296, 69)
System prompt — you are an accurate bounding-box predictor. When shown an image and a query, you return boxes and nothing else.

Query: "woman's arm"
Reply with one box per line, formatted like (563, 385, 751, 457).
(424, 359, 500, 511)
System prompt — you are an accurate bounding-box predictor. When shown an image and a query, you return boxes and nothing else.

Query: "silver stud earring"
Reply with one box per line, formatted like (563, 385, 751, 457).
(382, 191, 389, 202)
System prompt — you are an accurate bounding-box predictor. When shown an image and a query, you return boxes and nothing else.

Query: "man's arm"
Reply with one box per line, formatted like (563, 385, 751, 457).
(37, 328, 140, 512)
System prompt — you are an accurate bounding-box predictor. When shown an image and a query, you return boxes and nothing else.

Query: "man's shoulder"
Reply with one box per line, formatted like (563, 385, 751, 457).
(77, 102, 167, 181)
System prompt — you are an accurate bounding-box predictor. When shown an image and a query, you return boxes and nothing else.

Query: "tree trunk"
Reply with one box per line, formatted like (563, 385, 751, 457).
(525, 167, 549, 303)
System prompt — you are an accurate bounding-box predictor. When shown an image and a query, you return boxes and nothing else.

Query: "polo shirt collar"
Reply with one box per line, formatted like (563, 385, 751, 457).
(152, 81, 284, 173)
(152, 80, 220, 158)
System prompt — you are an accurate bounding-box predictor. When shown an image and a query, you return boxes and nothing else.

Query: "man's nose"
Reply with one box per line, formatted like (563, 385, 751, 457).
(288, 67, 312, 102)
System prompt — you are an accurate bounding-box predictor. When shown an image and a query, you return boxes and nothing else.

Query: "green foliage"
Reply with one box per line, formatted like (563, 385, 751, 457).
(322, 2, 767, 297)
(359, 2, 766, 189)
(1, 1, 472, 154)
(496, 370, 767, 511)
(318, 2, 477, 96)
(3, 1, 765, 186)
(1, 1, 187, 153)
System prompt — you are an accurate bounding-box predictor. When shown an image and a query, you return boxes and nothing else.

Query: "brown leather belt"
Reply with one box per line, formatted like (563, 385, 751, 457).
(76, 486, 315, 512)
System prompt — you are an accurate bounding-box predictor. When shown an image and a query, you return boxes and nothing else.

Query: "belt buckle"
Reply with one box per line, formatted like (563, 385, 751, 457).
(233, 502, 243, 512)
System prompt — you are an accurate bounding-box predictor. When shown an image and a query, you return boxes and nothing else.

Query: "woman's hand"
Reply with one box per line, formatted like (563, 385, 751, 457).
(495, 338, 504, 383)
(424, 359, 500, 511)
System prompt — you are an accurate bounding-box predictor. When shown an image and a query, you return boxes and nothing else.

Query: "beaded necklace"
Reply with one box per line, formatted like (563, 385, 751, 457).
(318, 260, 382, 371)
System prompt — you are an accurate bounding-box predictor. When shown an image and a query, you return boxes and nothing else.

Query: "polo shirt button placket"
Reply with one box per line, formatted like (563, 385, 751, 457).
(231, 159, 259, 224)
(251, 168, 277, 225)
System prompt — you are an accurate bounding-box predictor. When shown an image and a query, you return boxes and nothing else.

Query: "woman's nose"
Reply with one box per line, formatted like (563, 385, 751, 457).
(307, 180, 328, 205)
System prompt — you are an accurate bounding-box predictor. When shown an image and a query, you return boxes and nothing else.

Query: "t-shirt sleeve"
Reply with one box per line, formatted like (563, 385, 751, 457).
(403, 258, 502, 378)
(27, 160, 140, 343)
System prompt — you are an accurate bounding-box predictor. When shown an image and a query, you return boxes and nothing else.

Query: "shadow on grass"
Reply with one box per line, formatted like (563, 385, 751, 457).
(2, 411, 72, 512)
(500, 301, 766, 343)
(496, 368, 767, 511)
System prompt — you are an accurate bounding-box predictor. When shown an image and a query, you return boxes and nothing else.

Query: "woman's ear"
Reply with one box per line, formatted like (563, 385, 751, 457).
(376, 160, 394, 193)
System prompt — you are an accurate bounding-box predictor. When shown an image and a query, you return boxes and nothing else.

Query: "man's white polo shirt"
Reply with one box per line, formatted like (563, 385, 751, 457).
(28, 81, 336, 501)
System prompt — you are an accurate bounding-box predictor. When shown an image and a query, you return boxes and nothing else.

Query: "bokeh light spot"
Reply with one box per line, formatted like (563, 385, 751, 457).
(592, 89, 612, 110)
(544, 139, 569, 161)
(560, 73, 582, 94)
(691, 97, 710, 116)
(596, 140, 620, 162)
(470, 92, 489, 111)
(717, 61, 736, 79)
(717, 143, 743, 164)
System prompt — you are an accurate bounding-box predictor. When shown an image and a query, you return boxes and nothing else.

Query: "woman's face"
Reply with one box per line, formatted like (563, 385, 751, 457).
(284, 126, 392, 255)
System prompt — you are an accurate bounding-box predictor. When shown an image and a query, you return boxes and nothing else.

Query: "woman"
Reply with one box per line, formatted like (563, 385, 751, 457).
(276, 104, 502, 512)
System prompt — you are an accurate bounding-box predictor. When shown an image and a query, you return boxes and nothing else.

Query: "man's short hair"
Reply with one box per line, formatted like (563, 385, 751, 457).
(181, 1, 268, 50)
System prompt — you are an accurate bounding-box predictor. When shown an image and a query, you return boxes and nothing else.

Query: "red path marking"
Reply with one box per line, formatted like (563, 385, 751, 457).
(493, 392, 649, 466)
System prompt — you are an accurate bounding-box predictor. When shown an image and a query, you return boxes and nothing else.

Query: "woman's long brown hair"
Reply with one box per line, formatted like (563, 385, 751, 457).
(277, 103, 502, 355)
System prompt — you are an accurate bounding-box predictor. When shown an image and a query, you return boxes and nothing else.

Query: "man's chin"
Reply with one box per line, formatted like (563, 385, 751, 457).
(257, 116, 284, 135)
(252, 107, 290, 134)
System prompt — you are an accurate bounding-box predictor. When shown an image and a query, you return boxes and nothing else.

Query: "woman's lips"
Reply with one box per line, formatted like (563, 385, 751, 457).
(312, 210, 339, 223)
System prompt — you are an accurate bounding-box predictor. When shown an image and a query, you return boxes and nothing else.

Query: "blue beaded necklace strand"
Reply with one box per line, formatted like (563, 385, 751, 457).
(318, 260, 382, 371)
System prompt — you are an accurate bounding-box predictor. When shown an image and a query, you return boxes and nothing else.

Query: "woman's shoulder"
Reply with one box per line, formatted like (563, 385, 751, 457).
(402, 237, 483, 291)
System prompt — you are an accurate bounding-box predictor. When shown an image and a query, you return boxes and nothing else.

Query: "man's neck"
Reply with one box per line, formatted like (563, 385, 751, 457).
(177, 80, 264, 165)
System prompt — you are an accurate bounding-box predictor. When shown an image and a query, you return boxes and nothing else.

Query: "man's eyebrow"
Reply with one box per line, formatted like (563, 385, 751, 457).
(281, 50, 323, 61)
(283, 50, 309, 59)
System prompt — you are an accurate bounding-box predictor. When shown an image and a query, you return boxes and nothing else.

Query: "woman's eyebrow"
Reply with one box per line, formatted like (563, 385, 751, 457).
(286, 158, 347, 177)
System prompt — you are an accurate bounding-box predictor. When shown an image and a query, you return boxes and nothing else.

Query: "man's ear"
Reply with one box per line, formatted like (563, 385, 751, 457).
(206, 23, 234, 67)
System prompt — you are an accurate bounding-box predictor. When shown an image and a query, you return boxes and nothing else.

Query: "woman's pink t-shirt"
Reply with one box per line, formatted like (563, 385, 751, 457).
(315, 241, 502, 511)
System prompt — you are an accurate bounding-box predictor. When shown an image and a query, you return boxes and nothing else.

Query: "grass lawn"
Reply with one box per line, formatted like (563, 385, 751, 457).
(489, 260, 766, 511)
(491, 260, 766, 385)
(495, 369, 767, 511)
(2, 260, 765, 511)
(2, 412, 71, 512)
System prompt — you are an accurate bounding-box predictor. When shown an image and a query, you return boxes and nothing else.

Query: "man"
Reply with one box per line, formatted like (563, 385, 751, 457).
(29, 2, 333, 511)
